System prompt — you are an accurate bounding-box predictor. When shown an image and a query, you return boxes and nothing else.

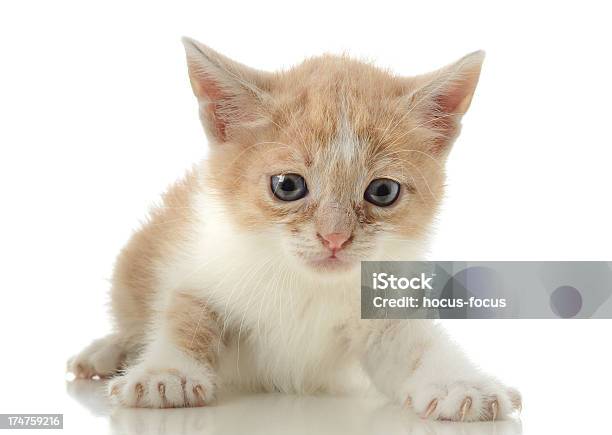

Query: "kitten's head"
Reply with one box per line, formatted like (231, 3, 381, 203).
(183, 38, 484, 275)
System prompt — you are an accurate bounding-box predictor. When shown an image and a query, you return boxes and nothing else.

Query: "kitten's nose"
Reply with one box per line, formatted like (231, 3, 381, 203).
(319, 232, 351, 252)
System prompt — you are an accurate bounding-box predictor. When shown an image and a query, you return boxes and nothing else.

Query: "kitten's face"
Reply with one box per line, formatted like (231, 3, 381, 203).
(184, 39, 483, 274)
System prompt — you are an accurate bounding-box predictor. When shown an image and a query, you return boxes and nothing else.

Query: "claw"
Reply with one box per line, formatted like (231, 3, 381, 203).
(460, 397, 472, 422)
(181, 378, 188, 405)
(423, 399, 438, 419)
(76, 364, 90, 379)
(508, 388, 522, 414)
(193, 385, 206, 407)
(491, 400, 499, 421)
(403, 396, 412, 409)
(158, 382, 168, 407)
(135, 383, 144, 401)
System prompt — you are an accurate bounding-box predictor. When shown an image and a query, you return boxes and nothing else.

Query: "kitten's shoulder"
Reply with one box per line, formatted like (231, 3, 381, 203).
(122, 164, 205, 259)
(159, 164, 202, 212)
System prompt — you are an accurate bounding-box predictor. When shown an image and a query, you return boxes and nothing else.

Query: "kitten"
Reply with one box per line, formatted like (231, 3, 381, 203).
(68, 38, 521, 421)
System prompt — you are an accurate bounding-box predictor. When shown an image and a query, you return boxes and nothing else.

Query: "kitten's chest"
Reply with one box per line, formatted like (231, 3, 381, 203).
(218, 280, 361, 393)
(238, 279, 358, 352)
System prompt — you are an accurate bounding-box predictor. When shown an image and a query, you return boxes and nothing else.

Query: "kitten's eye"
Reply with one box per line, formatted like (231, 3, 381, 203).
(271, 174, 308, 201)
(364, 178, 400, 207)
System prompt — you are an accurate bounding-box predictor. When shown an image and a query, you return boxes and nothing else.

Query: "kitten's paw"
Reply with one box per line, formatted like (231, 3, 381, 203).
(68, 335, 125, 379)
(405, 379, 521, 422)
(108, 365, 216, 408)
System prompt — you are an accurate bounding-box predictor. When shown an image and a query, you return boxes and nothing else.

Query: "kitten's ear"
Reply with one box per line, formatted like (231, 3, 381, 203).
(182, 37, 272, 143)
(406, 51, 485, 154)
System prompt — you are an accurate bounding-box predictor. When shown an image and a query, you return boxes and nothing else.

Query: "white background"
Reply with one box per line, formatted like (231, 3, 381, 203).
(0, 1, 611, 434)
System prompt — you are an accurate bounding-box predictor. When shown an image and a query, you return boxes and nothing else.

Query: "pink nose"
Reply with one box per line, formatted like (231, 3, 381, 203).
(319, 232, 351, 251)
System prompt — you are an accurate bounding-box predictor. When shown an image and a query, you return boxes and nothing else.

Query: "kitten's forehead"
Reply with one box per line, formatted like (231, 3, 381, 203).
(274, 56, 408, 136)
(270, 56, 425, 170)
(268, 67, 421, 197)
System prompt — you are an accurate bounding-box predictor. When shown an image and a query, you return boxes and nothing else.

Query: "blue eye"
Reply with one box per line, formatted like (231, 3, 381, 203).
(271, 174, 308, 201)
(364, 178, 400, 206)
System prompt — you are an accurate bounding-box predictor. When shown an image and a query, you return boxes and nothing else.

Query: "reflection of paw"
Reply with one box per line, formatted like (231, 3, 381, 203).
(405, 379, 521, 422)
(108, 366, 216, 408)
(67, 335, 125, 379)
(110, 406, 217, 435)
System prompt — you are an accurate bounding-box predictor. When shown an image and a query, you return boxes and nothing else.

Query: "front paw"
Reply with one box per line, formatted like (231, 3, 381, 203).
(108, 365, 216, 408)
(405, 379, 521, 422)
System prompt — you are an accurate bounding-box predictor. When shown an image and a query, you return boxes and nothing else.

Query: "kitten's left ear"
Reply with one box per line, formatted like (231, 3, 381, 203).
(406, 51, 485, 154)
(182, 37, 273, 144)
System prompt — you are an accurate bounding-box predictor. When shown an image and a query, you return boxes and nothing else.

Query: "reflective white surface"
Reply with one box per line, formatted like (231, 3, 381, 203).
(67, 380, 522, 435)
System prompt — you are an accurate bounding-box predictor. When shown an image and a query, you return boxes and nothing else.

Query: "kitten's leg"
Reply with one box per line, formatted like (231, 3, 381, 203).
(361, 320, 521, 422)
(108, 292, 221, 408)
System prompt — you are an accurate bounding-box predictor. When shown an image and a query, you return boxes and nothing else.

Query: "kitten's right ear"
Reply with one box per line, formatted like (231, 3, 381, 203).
(404, 51, 485, 156)
(182, 37, 272, 143)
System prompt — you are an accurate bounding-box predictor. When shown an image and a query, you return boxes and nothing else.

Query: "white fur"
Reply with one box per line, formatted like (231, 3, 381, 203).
(94, 166, 518, 420)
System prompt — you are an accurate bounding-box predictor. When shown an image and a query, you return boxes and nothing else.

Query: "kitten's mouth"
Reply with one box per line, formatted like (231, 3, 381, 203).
(307, 254, 354, 272)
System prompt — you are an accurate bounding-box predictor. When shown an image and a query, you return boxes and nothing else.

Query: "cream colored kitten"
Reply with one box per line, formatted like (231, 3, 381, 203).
(68, 38, 520, 421)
